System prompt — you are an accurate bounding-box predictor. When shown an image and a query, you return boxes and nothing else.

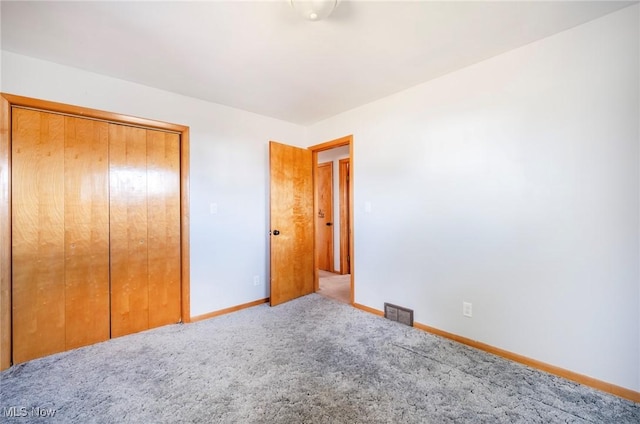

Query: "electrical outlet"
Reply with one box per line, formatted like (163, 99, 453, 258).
(253, 275, 260, 286)
(463, 301, 472, 318)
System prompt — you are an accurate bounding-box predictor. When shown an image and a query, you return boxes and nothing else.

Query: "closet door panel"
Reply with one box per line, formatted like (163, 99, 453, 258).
(11, 109, 66, 363)
(109, 125, 149, 338)
(64, 116, 110, 349)
(147, 130, 181, 328)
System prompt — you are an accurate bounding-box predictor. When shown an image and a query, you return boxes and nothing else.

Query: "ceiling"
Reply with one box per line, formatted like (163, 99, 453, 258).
(1, 1, 635, 125)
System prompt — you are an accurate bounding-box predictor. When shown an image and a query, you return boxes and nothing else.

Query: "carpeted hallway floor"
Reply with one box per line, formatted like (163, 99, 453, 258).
(318, 270, 350, 304)
(1, 294, 638, 423)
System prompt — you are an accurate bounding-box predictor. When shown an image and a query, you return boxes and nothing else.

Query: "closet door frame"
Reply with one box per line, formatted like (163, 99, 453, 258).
(0, 93, 191, 370)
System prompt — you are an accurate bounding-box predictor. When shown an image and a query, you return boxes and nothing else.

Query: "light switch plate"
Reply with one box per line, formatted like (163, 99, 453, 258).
(463, 302, 472, 318)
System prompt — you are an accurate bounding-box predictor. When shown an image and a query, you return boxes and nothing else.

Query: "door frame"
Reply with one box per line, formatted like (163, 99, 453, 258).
(308, 135, 354, 304)
(0, 93, 191, 370)
(338, 158, 350, 275)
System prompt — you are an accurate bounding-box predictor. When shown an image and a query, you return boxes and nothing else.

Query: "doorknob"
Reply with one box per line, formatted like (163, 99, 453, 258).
(273, 230, 280, 235)
(326, 222, 333, 226)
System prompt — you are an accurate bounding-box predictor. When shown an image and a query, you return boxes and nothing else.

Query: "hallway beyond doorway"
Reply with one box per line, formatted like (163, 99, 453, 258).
(317, 270, 350, 304)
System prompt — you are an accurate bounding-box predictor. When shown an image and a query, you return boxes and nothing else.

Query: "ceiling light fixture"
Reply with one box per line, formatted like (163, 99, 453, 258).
(289, 0, 340, 22)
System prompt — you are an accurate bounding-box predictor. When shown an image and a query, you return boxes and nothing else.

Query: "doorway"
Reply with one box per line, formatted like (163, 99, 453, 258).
(309, 136, 353, 305)
(268, 135, 353, 307)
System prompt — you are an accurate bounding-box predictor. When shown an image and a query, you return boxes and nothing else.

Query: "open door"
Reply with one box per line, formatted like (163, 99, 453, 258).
(269, 141, 314, 306)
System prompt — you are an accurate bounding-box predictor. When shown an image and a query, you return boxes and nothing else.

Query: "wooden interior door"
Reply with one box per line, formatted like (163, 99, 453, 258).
(316, 161, 334, 272)
(146, 130, 181, 328)
(12, 114, 182, 358)
(269, 141, 314, 306)
(11, 108, 110, 363)
(110, 125, 181, 337)
(12, 108, 66, 363)
(63, 116, 110, 350)
(109, 124, 150, 337)
(2, 95, 189, 368)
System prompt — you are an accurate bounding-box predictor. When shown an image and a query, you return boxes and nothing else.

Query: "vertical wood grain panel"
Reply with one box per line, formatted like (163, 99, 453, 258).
(269, 141, 314, 306)
(316, 161, 333, 272)
(64, 116, 110, 349)
(0, 97, 11, 370)
(109, 124, 149, 337)
(147, 130, 181, 328)
(11, 108, 66, 363)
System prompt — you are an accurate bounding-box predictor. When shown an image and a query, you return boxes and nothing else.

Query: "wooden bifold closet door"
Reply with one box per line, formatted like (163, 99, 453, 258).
(11, 108, 181, 364)
(109, 125, 181, 338)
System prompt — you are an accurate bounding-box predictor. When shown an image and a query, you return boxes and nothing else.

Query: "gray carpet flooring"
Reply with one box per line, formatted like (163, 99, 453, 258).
(1, 294, 638, 423)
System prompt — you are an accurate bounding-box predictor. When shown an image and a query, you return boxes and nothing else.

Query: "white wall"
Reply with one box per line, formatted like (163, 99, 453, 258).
(318, 146, 350, 272)
(307, 6, 640, 392)
(1, 51, 307, 317)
